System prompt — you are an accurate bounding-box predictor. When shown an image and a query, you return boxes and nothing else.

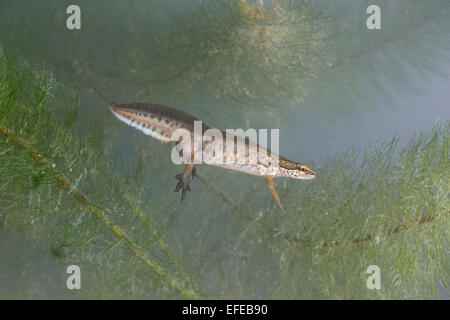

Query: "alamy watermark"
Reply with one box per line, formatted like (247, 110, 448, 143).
(366, 5, 381, 30)
(366, 265, 381, 290)
(66, 5, 81, 30)
(169, 121, 280, 169)
(66, 265, 81, 290)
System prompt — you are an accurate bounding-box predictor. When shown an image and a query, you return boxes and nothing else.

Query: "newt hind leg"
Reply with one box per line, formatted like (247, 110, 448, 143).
(174, 164, 197, 201)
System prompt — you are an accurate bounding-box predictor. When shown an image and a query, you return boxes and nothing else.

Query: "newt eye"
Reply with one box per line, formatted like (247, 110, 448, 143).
(299, 166, 306, 172)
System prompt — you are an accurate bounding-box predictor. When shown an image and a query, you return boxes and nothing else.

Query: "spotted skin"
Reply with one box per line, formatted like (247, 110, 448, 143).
(101, 96, 316, 214)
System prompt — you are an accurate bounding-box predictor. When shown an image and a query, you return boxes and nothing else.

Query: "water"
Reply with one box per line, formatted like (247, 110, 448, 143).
(0, 0, 448, 299)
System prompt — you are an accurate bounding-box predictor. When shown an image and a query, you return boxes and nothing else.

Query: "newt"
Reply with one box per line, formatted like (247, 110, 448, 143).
(93, 88, 316, 214)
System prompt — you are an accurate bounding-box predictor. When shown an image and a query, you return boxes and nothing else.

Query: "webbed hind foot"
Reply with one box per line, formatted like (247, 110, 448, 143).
(174, 164, 196, 201)
(174, 173, 191, 201)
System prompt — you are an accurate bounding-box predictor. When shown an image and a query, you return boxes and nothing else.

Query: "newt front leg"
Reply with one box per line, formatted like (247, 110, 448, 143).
(266, 175, 285, 215)
(174, 164, 197, 201)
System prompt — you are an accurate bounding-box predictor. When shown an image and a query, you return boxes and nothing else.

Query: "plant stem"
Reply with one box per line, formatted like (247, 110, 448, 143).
(0, 127, 202, 299)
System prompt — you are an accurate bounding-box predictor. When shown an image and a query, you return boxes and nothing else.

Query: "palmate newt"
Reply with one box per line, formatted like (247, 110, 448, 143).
(94, 88, 316, 214)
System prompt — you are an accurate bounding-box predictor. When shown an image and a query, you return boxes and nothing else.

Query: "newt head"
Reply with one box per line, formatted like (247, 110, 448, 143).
(278, 157, 316, 180)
